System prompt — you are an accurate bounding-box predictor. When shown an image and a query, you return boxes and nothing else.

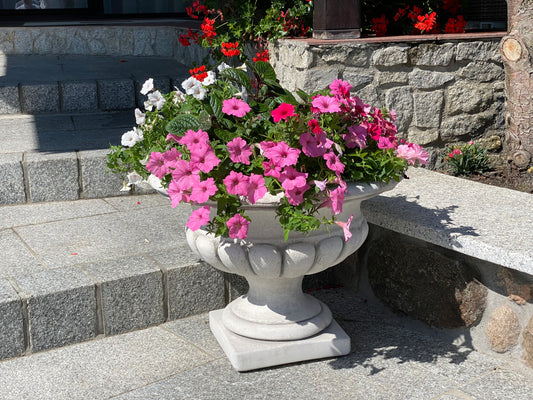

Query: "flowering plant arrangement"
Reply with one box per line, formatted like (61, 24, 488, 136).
(179, 0, 313, 65)
(107, 58, 428, 241)
(443, 141, 491, 176)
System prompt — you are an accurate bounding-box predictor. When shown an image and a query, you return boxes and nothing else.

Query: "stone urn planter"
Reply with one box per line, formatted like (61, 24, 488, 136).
(150, 176, 398, 371)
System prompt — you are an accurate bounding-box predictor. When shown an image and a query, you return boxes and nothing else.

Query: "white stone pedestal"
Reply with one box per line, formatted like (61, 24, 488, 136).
(209, 309, 351, 372)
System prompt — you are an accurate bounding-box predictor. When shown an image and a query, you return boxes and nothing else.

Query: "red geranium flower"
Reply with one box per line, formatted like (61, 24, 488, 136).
(414, 12, 437, 33)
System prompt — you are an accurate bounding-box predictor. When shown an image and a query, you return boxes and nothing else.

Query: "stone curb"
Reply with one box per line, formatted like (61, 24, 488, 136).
(0, 253, 227, 361)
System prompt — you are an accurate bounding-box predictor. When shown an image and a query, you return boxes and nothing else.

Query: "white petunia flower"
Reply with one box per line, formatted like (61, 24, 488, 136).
(236, 64, 247, 72)
(121, 129, 139, 147)
(173, 89, 187, 104)
(217, 62, 230, 73)
(133, 127, 144, 141)
(143, 100, 153, 112)
(181, 76, 202, 95)
(190, 85, 207, 100)
(202, 71, 216, 86)
(148, 91, 166, 110)
(134, 108, 146, 125)
(140, 78, 154, 95)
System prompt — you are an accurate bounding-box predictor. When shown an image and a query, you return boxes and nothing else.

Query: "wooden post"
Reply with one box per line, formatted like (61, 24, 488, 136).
(313, 0, 361, 39)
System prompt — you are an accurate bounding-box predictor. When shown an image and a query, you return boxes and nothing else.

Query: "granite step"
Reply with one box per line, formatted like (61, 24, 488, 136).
(0, 54, 189, 115)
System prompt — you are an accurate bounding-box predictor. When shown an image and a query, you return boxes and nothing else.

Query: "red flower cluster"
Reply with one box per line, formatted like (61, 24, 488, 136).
(185, 0, 208, 19)
(414, 11, 437, 33)
(444, 15, 466, 33)
(442, 0, 461, 14)
(253, 49, 269, 63)
(371, 14, 389, 37)
(221, 42, 241, 57)
(190, 65, 208, 82)
(201, 18, 216, 39)
(277, 10, 310, 37)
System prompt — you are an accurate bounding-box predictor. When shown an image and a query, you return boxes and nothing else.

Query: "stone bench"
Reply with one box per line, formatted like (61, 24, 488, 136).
(357, 167, 533, 367)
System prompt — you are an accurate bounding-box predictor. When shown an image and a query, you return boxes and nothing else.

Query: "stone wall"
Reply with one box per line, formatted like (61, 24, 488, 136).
(269, 37, 506, 167)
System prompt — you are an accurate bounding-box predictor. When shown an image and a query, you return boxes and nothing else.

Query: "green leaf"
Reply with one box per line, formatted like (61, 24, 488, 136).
(209, 94, 224, 120)
(221, 68, 252, 92)
(254, 61, 277, 82)
(166, 114, 200, 136)
(214, 129, 239, 142)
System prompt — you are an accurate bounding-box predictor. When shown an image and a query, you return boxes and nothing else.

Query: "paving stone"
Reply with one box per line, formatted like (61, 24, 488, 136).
(0, 153, 26, 205)
(152, 248, 225, 320)
(0, 229, 45, 278)
(13, 203, 191, 269)
(25, 151, 79, 202)
(0, 279, 24, 360)
(0, 198, 116, 230)
(0, 326, 213, 400)
(97, 79, 135, 110)
(14, 268, 97, 352)
(0, 85, 20, 114)
(60, 80, 98, 112)
(81, 256, 164, 336)
(79, 149, 127, 199)
(461, 369, 533, 400)
(20, 83, 60, 113)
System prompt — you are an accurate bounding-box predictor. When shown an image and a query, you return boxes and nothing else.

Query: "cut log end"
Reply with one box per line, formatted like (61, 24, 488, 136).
(502, 37, 523, 62)
(513, 150, 532, 169)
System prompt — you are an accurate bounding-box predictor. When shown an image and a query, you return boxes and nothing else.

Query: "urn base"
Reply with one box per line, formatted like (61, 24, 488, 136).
(209, 309, 351, 372)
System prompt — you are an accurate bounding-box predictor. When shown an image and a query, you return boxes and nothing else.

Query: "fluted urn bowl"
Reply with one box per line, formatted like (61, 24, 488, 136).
(184, 180, 398, 342)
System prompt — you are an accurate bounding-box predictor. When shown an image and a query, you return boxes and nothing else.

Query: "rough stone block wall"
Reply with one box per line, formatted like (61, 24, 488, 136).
(269, 38, 505, 167)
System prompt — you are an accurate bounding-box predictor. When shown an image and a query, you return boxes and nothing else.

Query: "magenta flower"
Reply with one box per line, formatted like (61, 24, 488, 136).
(396, 143, 429, 166)
(343, 125, 367, 149)
(279, 166, 308, 191)
(378, 136, 397, 150)
(146, 151, 168, 179)
(335, 214, 354, 242)
(271, 103, 297, 122)
(311, 95, 341, 114)
(323, 185, 346, 215)
(285, 183, 310, 206)
(247, 174, 267, 204)
(227, 137, 252, 164)
(308, 119, 322, 134)
(329, 79, 352, 97)
(262, 141, 300, 168)
(222, 97, 251, 117)
(190, 177, 218, 204)
(226, 213, 250, 239)
(323, 152, 345, 175)
(190, 146, 220, 173)
(223, 171, 249, 196)
(186, 206, 211, 231)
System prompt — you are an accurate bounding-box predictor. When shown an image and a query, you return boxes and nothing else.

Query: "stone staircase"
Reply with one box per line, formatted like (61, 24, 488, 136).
(0, 53, 190, 205)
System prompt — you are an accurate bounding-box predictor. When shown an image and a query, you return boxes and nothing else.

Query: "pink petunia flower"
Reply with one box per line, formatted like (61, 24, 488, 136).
(162, 148, 182, 169)
(279, 166, 308, 191)
(168, 178, 193, 207)
(299, 131, 332, 158)
(190, 177, 218, 204)
(171, 159, 201, 187)
(378, 136, 397, 150)
(186, 206, 211, 231)
(227, 137, 252, 164)
(262, 141, 300, 168)
(262, 160, 282, 179)
(246, 174, 267, 204)
(396, 143, 429, 165)
(223, 171, 250, 196)
(323, 152, 345, 175)
(271, 103, 297, 122)
(311, 95, 341, 114)
(335, 214, 354, 241)
(226, 213, 250, 239)
(222, 97, 251, 117)
(329, 79, 352, 97)
(190, 146, 220, 173)
(343, 125, 367, 149)
(178, 129, 210, 151)
(285, 183, 310, 206)
(146, 151, 168, 179)
(323, 185, 346, 215)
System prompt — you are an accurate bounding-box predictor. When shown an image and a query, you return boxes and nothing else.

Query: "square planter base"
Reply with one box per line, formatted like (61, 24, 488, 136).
(209, 309, 351, 372)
